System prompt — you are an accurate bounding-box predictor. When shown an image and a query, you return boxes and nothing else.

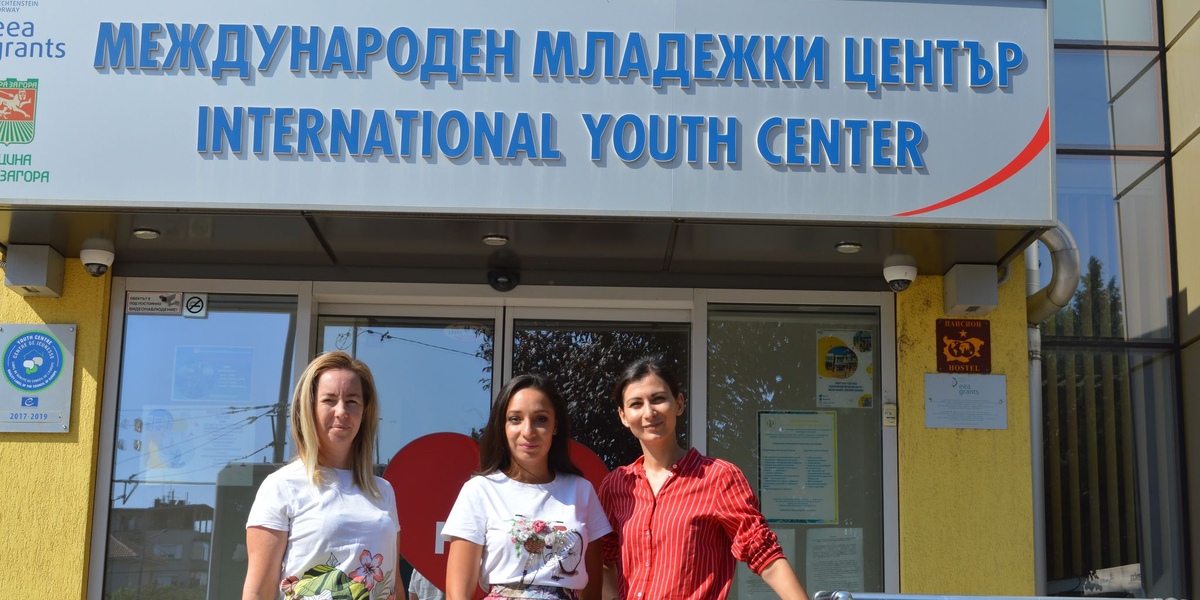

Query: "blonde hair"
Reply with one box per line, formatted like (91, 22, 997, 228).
(289, 350, 382, 499)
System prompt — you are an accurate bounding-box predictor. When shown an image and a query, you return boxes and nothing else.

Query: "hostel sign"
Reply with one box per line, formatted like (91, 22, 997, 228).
(1, 0, 1051, 224)
(936, 318, 991, 374)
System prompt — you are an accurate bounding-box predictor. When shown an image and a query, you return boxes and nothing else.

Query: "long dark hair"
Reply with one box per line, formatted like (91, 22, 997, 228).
(478, 374, 583, 477)
(610, 355, 684, 409)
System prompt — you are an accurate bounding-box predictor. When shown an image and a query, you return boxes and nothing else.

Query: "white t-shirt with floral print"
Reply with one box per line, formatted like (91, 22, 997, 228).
(441, 472, 612, 592)
(247, 461, 400, 600)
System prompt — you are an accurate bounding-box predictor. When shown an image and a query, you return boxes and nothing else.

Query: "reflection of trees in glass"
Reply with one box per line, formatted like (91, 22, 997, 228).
(1044, 256, 1124, 338)
(1041, 255, 1138, 581)
(707, 319, 806, 454)
(479, 327, 688, 470)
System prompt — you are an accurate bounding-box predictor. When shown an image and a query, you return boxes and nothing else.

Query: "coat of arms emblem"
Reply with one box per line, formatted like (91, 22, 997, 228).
(0, 78, 37, 145)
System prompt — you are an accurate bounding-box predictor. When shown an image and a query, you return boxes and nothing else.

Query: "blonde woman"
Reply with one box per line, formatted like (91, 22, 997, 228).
(243, 351, 400, 600)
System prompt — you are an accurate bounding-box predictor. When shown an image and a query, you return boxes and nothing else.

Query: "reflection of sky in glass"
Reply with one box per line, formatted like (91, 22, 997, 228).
(320, 320, 493, 467)
(1054, 51, 1113, 149)
(111, 306, 295, 509)
(1053, 0, 1157, 44)
(1054, 50, 1161, 151)
(1043, 155, 1122, 289)
(1040, 155, 1170, 338)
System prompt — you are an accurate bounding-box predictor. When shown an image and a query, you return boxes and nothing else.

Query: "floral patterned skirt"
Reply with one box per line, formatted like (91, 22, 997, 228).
(484, 584, 578, 600)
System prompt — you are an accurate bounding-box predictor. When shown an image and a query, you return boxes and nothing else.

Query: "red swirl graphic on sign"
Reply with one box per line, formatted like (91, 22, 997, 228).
(895, 108, 1050, 217)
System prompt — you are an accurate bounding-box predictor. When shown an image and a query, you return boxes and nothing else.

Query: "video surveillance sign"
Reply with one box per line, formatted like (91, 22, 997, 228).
(1, 324, 76, 433)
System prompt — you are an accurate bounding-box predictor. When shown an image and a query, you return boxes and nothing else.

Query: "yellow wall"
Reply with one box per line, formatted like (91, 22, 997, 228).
(1165, 2, 1200, 596)
(895, 257, 1033, 594)
(0, 261, 109, 600)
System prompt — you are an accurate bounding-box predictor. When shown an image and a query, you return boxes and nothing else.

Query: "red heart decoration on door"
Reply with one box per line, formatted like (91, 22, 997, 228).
(383, 433, 609, 596)
(384, 433, 479, 597)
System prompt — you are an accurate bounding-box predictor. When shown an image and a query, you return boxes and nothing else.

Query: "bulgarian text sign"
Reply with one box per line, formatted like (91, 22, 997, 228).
(0, 0, 1051, 224)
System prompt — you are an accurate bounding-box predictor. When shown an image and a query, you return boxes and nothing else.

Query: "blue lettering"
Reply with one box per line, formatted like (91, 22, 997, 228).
(386, 27, 419, 74)
(363, 109, 395, 156)
(330, 109, 362, 155)
(356, 27, 383, 74)
(474, 112, 505, 159)
(716, 34, 761, 81)
(94, 22, 136, 69)
(580, 31, 615, 78)
(756, 117, 781, 165)
(253, 25, 287, 72)
(290, 25, 321, 72)
(507, 112, 537, 159)
(649, 114, 678, 162)
(708, 117, 737, 164)
(533, 30, 576, 77)
(618, 33, 649, 79)
(321, 26, 353, 73)
(297, 107, 326, 154)
(582, 113, 612, 161)
(614, 114, 646, 162)
(844, 37, 877, 92)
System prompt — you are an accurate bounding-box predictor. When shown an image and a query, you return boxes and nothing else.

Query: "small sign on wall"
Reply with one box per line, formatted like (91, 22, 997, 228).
(126, 292, 183, 315)
(925, 373, 1007, 430)
(936, 318, 991, 374)
(1, 324, 76, 433)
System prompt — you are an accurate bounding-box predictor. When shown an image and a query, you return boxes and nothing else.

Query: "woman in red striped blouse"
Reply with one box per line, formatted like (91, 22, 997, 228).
(598, 356, 809, 600)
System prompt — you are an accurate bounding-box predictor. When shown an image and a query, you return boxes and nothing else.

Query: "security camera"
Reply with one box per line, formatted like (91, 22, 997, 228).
(80, 238, 115, 277)
(883, 253, 917, 292)
(487, 269, 520, 293)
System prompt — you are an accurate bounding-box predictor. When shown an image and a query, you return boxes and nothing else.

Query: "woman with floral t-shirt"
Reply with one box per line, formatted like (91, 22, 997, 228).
(442, 374, 612, 600)
(243, 351, 400, 600)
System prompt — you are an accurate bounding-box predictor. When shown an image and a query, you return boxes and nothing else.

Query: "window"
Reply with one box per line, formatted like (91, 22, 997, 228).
(101, 294, 297, 600)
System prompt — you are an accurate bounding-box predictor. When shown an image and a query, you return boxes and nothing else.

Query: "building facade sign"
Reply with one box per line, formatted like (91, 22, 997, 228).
(4, 0, 1049, 224)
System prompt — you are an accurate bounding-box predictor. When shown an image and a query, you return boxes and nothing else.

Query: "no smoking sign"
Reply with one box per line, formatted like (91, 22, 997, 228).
(183, 293, 208, 318)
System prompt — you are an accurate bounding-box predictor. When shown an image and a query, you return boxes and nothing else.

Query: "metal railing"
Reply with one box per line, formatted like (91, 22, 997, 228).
(813, 593, 1180, 600)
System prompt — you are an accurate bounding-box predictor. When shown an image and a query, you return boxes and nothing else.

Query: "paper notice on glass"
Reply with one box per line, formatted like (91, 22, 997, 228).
(759, 411, 837, 523)
(172, 346, 254, 402)
(816, 330, 874, 408)
(806, 528, 864, 592)
(136, 405, 256, 484)
(737, 528, 796, 600)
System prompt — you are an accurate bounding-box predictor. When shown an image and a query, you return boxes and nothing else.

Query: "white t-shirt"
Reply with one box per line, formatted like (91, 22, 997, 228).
(247, 461, 401, 599)
(441, 472, 612, 591)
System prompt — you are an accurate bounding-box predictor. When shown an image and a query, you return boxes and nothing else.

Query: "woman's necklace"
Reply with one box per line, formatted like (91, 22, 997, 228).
(508, 461, 553, 484)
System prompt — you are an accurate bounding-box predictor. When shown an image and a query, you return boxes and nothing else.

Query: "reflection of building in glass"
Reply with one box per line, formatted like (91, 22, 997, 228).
(105, 492, 213, 596)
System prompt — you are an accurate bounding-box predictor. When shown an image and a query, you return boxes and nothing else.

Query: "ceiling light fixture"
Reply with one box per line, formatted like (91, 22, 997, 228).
(481, 234, 509, 246)
(835, 241, 863, 254)
(132, 228, 161, 240)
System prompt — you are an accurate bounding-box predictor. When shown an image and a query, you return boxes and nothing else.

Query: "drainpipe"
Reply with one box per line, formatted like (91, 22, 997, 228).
(1025, 223, 1081, 596)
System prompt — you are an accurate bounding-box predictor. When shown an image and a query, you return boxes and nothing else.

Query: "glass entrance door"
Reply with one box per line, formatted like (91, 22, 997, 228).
(706, 304, 886, 594)
(314, 299, 889, 595)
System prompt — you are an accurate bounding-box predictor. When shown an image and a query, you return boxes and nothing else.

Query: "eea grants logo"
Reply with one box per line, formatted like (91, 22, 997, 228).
(4, 330, 63, 392)
(0, 77, 37, 145)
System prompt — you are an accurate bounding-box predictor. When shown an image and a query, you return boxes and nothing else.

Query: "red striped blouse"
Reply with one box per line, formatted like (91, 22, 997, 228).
(599, 448, 784, 600)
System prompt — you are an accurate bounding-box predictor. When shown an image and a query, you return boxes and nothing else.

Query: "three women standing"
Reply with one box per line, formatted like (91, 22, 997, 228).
(599, 356, 809, 600)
